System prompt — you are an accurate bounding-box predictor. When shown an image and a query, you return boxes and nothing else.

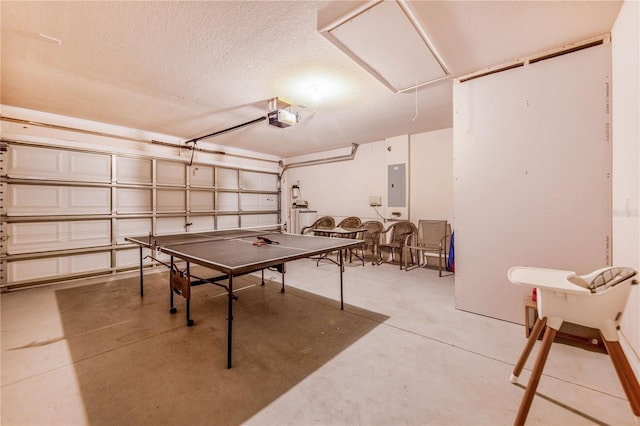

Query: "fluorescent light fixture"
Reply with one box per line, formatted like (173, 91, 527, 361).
(319, 0, 450, 93)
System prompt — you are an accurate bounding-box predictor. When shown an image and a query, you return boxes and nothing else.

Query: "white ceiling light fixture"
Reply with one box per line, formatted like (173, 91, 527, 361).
(319, 0, 451, 93)
(288, 73, 346, 107)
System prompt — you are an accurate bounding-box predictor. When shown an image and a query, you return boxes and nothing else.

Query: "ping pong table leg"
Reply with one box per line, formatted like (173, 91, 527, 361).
(227, 274, 234, 369)
(185, 262, 194, 327)
(169, 256, 177, 315)
(281, 264, 285, 293)
(339, 250, 344, 310)
(261, 269, 265, 286)
(138, 246, 144, 297)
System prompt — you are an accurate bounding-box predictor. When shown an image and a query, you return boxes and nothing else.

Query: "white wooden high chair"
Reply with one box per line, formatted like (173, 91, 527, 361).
(507, 266, 639, 425)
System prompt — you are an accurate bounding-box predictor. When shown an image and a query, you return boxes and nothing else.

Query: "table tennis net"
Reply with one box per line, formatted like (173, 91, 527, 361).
(146, 226, 283, 249)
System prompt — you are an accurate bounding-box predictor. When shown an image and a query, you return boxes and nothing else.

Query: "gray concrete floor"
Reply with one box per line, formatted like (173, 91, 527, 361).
(1, 258, 637, 425)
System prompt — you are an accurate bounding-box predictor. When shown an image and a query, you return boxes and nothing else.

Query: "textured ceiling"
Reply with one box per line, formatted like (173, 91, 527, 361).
(0, 1, 623, 158)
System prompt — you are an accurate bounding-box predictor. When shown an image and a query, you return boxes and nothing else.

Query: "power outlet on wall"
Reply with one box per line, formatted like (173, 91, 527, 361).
(369, 195, 382, 206)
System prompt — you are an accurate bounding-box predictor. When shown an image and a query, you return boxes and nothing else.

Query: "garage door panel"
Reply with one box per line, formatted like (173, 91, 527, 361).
(7, 220, 110, 254)
(8, 146, 110, 182)
(190, 190, 214, 211)
(116, 247, 151, 268)
(156, 217, 186, 234)
(190, 165, 214, 187)
(157, 189, 185, 212)
(217, 215, 239, 229)
(116, 157, 151, 184)
(217, 193, 238, 211)
(69, 220, 110, 244)
(8, 185, 111, 215)
(116, 188, 151, 213)
(8, 258, 62, 282)
(9, 146, 63, 178)
(7, 252, 110, 282)
(116, 218, 152, 244)
(70, 252, 111, 273)
(239, 171, 277, 191)
(157, 161, 185, 185)
(189, 216, 215, 231)
(70, 187, 111, 211)
(8, 185, 62, 214)
(9, 222, 62, 251)
(68, 152, 111, 182)
(240, 193, 277, 211)
(242, 214, 278, 228)
(217, 168, 238, 189)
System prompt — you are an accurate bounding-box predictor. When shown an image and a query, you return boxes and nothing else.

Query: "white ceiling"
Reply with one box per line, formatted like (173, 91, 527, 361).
(0, 1, 623, 158)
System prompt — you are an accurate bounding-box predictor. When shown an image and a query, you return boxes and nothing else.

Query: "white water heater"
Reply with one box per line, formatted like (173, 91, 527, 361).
(290, 207, 317, 234)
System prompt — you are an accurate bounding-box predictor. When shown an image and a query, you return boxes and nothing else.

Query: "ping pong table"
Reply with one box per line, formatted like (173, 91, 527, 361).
(125, 228, 362, 368)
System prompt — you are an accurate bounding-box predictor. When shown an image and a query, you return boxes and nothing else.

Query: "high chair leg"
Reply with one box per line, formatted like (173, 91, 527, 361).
(514, 326, 557, 426)
(510, 317, 547, 384)
(602, 339, 640, 416)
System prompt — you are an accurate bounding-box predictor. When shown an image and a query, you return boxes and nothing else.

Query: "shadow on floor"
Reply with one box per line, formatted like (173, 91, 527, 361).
(55, 272, 388, 425)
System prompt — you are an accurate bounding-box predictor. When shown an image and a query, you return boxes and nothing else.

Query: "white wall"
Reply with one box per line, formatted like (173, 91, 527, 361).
(612, 0, 640, 367)
(453, 42, 612, 323)
(283, 142, 386, 225)
(282, 129, 454, 229)
(409, 128, 454, 224)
